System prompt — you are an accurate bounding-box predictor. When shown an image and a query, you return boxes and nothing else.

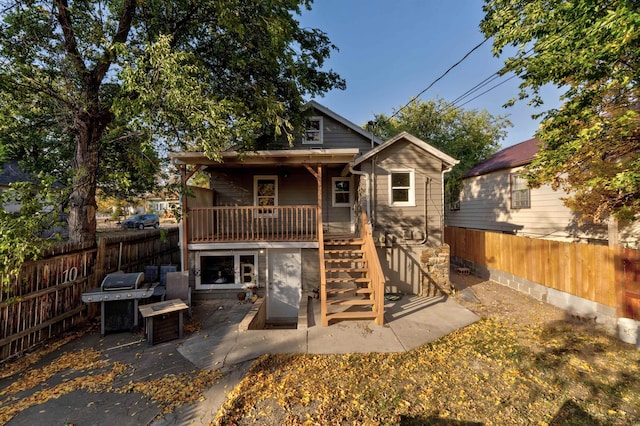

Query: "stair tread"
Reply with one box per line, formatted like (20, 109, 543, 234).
(326, 277, 370, 283)
(325, 239, 364, 245)
(326, 288, 373, 295)
(326, 267, 368, 272)
(324, 249, 364, 254)
(325, 258, 367, 263)
(326, 299, 375, 306)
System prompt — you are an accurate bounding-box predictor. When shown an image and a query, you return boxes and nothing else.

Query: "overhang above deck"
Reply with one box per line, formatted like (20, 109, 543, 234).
(170, 148, 359, 167)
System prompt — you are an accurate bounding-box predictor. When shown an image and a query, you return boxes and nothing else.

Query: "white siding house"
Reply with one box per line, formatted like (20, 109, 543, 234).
(446, 138, 639, 248)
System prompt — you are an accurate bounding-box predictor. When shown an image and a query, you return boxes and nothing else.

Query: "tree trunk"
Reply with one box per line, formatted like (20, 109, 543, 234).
(66, 110, 108, 245)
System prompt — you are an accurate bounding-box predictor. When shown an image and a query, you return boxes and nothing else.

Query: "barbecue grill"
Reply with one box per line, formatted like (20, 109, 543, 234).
(82, 272, 165, 336)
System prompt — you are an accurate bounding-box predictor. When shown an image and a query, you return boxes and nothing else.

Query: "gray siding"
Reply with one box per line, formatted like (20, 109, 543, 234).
(290, 112, 373, 151)
(361, 139, 444, 246)
(209, 168, 316, 206)
(322, 166, 353, 234)
(208, 166, 353, 233)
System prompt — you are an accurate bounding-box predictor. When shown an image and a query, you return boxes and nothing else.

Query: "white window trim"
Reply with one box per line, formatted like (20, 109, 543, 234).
(195, 251, 258, 290)
(388, 169, 415, 207)
(254, 174, 278, 204)
(302, 116, 323, 144)
(332, 177, 352, 207)
(510, 173, 531, 209)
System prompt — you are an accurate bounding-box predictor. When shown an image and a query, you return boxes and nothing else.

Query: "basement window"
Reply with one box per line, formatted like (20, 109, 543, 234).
(196, 251, 257, 290)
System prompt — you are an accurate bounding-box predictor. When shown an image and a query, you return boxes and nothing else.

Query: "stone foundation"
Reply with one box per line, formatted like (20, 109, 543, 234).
(420, 244, 451, 296)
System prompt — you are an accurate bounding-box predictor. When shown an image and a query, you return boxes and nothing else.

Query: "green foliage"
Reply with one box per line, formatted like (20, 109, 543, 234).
(0, 0, 344, 244)
(373, 98, 510, 203)
(0, 176, 65, 290)
(481, 0, 640, 222)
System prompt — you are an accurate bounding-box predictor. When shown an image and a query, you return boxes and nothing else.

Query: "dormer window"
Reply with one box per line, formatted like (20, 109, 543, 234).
(303, 116, 323, 144)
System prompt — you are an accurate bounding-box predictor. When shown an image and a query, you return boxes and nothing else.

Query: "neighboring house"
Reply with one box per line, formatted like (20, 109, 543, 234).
(169, 101, 458, 326)
(0, 159, 34, 213)
(446, 138, 639, 248)
(146, 196, 179, 219)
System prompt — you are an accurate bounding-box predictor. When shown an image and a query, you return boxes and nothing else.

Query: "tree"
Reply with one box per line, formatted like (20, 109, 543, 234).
(481, 0, 640, 222)
(0, 0, 344, 245)
(372, 98, 510, 203)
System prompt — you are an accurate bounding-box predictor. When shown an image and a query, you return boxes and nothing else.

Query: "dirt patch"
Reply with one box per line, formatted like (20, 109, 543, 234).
(450, 271, 568, 327)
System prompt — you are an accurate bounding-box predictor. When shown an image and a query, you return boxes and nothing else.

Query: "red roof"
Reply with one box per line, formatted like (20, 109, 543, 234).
(464, 138, 541, 177)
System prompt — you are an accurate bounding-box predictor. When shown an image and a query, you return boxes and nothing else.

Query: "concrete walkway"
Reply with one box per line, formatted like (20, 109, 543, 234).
(4, 294, 479, 426)
(177, 294, 479, 370)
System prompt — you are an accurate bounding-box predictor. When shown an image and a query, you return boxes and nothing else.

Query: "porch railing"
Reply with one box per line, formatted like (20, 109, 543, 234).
(188, 206, 318, 243)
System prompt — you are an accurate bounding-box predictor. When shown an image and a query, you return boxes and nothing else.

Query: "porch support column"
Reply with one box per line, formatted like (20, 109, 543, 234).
(304, 164, 327, 326)
(179, 164, 202, 272)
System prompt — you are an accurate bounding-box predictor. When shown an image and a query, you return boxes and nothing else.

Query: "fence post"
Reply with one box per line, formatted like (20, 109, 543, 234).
(95, 237, 107, 287)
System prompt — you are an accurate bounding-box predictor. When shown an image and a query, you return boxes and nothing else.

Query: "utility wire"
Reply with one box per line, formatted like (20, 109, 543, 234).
(438, 0, 615, 116)
(386, 36, 491, 121)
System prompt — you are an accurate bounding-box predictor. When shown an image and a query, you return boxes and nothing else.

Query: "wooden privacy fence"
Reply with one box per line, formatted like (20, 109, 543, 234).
(0, 228, 180, 362)
(445, 227, 640, 318)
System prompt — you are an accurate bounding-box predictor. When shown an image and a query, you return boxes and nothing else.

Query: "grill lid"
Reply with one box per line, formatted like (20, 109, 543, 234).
(101, 272, 144, 291)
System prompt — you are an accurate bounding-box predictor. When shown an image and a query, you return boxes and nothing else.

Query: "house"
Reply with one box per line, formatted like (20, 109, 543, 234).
(0, 159, 34, 213)
(169, 101, 458, 327)
(446, 138, 639, 248)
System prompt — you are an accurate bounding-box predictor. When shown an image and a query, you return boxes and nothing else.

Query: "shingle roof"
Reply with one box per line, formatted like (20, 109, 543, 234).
(0, 160, 32, 186)
(464, 137, 541, 178)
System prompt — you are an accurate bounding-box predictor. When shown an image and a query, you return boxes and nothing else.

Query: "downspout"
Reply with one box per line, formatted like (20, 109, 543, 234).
(418, 178, 430, 245)
(441, 165, 454, 245)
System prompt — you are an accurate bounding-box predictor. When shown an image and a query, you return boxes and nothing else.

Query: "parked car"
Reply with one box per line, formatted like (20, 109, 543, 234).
(120, 214, 160, 230)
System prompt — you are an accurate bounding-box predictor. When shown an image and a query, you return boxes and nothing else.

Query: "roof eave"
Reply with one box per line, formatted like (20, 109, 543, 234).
(170, 148, 360, 167)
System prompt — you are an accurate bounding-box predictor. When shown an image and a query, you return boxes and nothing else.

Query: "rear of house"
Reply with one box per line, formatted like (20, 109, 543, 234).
(170, 102, 458, 326)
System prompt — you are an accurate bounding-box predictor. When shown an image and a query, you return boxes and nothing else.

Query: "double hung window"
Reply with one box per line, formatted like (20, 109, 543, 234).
(510, 173, 531, 209)
(389, 169, 415, 206)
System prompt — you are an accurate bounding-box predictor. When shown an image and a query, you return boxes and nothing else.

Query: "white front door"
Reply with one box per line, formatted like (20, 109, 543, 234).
(267, 249, 301, 320)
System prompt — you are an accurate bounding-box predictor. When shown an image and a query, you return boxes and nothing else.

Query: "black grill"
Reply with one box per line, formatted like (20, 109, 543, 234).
(82, 272, 164, 336)
(101, 272, 144, 291)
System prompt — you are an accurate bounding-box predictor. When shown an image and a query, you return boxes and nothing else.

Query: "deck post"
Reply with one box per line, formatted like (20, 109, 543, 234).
(316, 165, 328, 326)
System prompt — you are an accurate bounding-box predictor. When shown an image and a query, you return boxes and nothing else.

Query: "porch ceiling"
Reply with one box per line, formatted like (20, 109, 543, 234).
(170, 149, 359, 167)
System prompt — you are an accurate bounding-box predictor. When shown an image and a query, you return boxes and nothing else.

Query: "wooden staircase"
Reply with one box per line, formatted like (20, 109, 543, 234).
(321, 230, 385, 326)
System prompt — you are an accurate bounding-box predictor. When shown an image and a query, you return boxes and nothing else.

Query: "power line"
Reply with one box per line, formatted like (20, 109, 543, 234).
(386, 36, 491, 121)
(439, 0, 616, 116)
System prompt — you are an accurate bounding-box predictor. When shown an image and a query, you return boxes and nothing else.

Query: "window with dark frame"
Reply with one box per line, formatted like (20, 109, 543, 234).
(199, 252, 257, 288)
(303, 116, 323, 144)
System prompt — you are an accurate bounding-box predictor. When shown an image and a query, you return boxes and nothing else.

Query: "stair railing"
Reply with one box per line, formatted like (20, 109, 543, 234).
(359, 212, 385, 325)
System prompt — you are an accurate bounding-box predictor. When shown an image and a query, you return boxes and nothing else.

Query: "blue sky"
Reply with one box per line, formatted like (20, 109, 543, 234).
(298, 0, 562, 148)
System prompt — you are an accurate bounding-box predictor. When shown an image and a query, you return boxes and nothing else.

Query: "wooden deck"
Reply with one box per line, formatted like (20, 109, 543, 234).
(188, 206, 318, 243)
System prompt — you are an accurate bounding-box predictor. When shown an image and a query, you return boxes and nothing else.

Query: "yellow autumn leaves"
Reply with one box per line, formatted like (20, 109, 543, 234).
(214, 318, 640, 425)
